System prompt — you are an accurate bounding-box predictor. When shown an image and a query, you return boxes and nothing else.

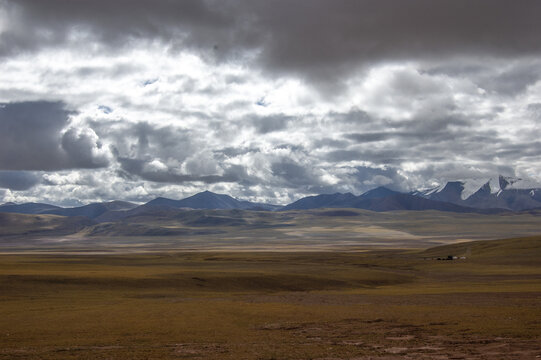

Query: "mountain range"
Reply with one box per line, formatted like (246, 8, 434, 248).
(1, 175, 540, 221)
(145, 190, 281, 211)
(411, 175, 541, 211)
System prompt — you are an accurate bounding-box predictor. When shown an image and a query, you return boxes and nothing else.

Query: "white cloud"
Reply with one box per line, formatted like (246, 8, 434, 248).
(1, 1, 541, 205)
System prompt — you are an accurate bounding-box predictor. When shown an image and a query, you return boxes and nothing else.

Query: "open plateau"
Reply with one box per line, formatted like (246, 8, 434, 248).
(0, 187, 540, 359)
(3, 1, 541, 358)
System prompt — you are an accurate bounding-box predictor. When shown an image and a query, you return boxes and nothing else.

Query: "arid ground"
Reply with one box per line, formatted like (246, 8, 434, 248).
(0, 234, 540, 359)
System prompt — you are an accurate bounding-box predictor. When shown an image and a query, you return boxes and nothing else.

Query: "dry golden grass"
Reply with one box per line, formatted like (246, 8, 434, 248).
(0, 237, 540, 359)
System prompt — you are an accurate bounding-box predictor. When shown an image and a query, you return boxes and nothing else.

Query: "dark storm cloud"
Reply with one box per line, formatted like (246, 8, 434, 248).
(246, 0, 541, 89)
(325, 150, 364, 163)
(43, 62, 143, 81)
(480, 64, 541, 96)
(100, 121, 260, 186)
(343, 126, 475, 146)
(117, 157, 253, 185)
(3, 1, 541, 91)
(213, 146, 261, 159)
(344, 133, 389, 143)
(527, 103, 541, 119)
(271, 160, 320, 188)
(61, 128, 108, 169)
(0, 101, 109, 171)
(311, 138, 351, 149)
(249, 114, 293, 134)
(492, 142, 541, 160)
(423, 60, 541, 96)
(0, 0, 238, 55)
(326, 149, 405, 165)
(0, 171, 40, 190)
(339, 130, 495, 165)
(269, 162, 412, 195)
(327, 109, 374, 125)
(320, 103, 509, 168)
(97, 121, 195, 163)
(352, 166, 410, 192)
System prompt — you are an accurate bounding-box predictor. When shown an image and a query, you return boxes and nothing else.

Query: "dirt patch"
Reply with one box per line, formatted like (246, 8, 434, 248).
(254, 317, 541, 359)
(386, 335, 415, 341)
(174, 343, 229, 358)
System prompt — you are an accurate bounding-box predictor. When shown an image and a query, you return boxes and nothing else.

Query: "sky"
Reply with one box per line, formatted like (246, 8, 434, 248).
(1, 0, 541, 206)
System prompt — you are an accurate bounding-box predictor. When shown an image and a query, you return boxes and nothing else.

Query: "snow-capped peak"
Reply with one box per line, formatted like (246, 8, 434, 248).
(455, 175, 541, 200)
(499, 175, 541, 190)
(414, 174, 541, 211)
(426, 183, 447, 195)
(487, 177, 502, 195)
(460, 178, 489, 200)
(416, 175, 541, 202)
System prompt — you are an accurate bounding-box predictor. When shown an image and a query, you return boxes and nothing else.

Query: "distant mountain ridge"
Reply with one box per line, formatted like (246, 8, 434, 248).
(145, 190, 281, 211)
(282, 186, 496, 213)
(0, 202, 62, 214)
(412, 175, 541, 211)
(0, 191, 282, 221)
(0, 201, 137, 219)
(1, 176, 540, 221)
(49, 201, 137, 218)
(281, 192, 357, 210)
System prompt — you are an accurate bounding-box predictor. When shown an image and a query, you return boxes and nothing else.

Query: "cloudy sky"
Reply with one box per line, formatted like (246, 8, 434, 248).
(1, 0, 541, 206)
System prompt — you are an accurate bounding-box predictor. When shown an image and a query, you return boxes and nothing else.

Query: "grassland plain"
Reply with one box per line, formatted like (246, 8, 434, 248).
(3, 209, 541, 253)
(0, 236, 540, 359)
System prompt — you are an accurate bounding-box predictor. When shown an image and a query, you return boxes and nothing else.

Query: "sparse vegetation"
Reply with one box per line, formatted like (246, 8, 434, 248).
(0, 236, 540, 359)
(3, 209, 541, 253)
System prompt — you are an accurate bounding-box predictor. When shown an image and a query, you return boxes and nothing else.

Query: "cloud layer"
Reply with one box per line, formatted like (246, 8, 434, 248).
(0, 101, 109, 170)
(1, 0, 540, 205)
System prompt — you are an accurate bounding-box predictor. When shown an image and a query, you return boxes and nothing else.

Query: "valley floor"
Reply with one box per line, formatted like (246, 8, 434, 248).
(3, 209, 541, 254)
(0, 237, 540, 359)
